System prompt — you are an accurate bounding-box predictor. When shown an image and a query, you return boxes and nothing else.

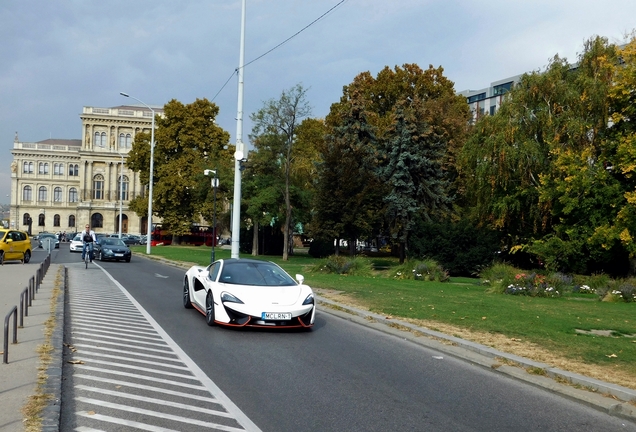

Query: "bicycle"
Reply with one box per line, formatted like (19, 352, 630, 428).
(83, 243, 93, 269)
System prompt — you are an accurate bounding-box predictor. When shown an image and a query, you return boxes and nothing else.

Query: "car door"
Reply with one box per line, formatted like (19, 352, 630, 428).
(192, 262, 221, 309)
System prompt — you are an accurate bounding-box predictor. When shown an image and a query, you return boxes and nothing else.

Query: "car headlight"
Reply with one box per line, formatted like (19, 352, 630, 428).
(302, 293, 315, 305)
(221, 292, 244, 304)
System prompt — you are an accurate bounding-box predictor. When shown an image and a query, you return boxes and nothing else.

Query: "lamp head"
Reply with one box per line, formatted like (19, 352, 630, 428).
(120, 92, 129, 97)
(204, 169, 216, 176)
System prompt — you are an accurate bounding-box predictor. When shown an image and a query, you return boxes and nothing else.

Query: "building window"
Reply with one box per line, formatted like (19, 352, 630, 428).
(68, 215, 75, 228)
(23, 213, 32, 226)
(54, 187, 63, 202)
(119, 133, 125, 148)
(39, 162, 49, 174)
(467, 93, 486, 104)
(38, 186, 47, 202)
(126, 134, 132, 148)
(91, 213, 104, 228)
(54, 163, 65, 175)
(93, 174, 104, 199)
(53, 214, 61, 227)
(69, 187, 78, 203)
(23, 161, 34, 173)
(68, 164, 79, 176)
(38, 213, 45, 226)
(22, 185, 32, 201)
(117, 175, 129, 200)
(493, 81, 513, 96)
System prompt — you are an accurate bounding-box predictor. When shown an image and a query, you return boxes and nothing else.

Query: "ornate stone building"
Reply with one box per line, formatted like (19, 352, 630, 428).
(10, 104, 163, 236)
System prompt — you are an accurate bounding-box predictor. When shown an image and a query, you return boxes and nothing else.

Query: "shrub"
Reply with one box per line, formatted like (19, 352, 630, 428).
(308, 255, 373, 276)
(392, 259, 450, 282)
(505, 272, 561, 298)
(479, 262, 519, 293)
(308, 238, 334, 258)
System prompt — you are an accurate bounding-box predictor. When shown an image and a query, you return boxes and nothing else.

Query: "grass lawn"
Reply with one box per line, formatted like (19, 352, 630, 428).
(131, 244, 636, 389)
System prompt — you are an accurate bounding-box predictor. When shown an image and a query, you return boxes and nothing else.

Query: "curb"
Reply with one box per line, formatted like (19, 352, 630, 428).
(316, 295, 636, 422)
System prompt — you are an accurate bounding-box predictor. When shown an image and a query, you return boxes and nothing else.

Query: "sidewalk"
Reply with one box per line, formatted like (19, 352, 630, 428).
(0, 250, 63, 432)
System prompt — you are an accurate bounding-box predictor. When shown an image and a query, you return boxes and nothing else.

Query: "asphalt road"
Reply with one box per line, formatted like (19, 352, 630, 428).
(51, 244, 636, 432)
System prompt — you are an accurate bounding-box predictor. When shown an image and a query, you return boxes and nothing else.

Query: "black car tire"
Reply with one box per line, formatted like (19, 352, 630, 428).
(23, 250, 31, 264)
(183, 278, 193, 309)
(205, 291, 216, 326)
(0, 251, 4, 265)
(125, 257, 131, 263)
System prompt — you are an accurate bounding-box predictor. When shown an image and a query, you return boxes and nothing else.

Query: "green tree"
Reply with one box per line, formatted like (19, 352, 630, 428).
(379, 97, 450, 263)
(310, 89, 383, 255)
(322, 64, 469, 256)
(126, 98, 231, 238)
(457, 36, 634, 274)
(248, 84, 312, 260)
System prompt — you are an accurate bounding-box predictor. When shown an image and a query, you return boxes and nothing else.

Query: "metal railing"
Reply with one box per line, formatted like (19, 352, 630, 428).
(2, 253, 52, 364)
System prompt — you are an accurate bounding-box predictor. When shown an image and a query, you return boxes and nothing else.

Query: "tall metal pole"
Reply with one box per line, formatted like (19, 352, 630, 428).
(212, 170, 218, 264)
(119, 92, 155, 254)
(231, 0, 246, 259)
(118, 153, 124, 239)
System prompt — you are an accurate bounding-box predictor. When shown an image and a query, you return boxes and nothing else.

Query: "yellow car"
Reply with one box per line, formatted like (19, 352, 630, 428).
(0, 229, 32, 264)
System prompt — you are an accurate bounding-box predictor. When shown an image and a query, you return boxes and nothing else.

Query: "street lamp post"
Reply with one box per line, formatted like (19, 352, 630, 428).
(117, 152, 125, 239)
(205, 169, 218, 263)
(119, 92, 155, 254)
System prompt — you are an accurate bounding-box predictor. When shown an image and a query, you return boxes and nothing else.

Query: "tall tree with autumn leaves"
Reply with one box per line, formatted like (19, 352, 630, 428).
(458, 35, 636, 274)
(313, 64, 470, 262)
(126, 98, 231, 238)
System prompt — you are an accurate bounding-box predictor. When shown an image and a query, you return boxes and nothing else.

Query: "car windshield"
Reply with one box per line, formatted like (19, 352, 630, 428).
(101, 238, 126, 246)
(73, 235, 81, 241)
(218, 261, 297, 286)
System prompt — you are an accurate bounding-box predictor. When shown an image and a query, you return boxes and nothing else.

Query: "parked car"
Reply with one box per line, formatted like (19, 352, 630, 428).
(0, 229, 32, 264)
(183, 258, 315, 328)
(38, 233, 60, 249)
(107, 233, 140, 246)
(69, 234, 83, 253)
(94, 237, 132, 262)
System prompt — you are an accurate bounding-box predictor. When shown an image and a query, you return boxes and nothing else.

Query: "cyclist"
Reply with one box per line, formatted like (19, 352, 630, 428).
(81, 224, 97, 262)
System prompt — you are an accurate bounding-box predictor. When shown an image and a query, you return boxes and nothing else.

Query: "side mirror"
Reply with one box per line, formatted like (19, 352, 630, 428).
(6, 239, 13, 244)
(296, 274, 304, 284)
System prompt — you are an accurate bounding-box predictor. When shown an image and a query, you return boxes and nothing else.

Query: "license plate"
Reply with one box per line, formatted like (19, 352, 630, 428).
(115, 253, 124, 257)
(262, 312, 292, 320)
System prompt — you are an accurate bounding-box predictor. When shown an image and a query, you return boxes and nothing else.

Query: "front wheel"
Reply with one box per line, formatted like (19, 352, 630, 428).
(205, 291, 216, 326)
(183, 278, 193, 309)
(0, 251, 4, 266)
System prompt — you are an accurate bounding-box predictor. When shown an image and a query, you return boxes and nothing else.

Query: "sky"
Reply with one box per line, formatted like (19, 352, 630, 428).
(1, 0, 635, 204)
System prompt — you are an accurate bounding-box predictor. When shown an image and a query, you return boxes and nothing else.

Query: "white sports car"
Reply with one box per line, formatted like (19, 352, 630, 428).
(183, 258, 315, 329)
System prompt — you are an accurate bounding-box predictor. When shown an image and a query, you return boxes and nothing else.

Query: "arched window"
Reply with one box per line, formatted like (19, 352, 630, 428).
(101, 132, 106, 147)
(69, 187, 78, 203)
(38, 186, 47, 202)
(23, 161, 29, 173)
(23, 213, 32, 225)
(119, 133, 125, 148)
(29, 162, 34, 173)
(91, 213, 104, 228)
(74, 164, 79, 176)
(93, 174, 104, 199)
(38, 213, 45, 226)
(39, 162, 45, 174)
(126, 134, 132, 148)
(22, 185, 32, 201)
(117, 175, 129, 200)
(43, 163, 49, 174)
(54, 187, 63, 202)
(68, 215, 75, 228)
(94, 132, 100, 147)
(53, 214, 60, 227)
(54, 163, 64, 175)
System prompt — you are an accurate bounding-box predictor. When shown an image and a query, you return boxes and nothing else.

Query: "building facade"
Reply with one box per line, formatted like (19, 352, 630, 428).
(10, 105, 162, 236)
(458, 74, 523, 123)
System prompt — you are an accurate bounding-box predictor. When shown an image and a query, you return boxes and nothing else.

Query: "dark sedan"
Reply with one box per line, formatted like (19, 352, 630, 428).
(94, 237, 132, 262)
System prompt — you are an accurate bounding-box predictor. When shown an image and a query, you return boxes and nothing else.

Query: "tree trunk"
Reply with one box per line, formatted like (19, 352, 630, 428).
(335, 237, 340, 256)
(252, 221, 259, 256)
(399, 241, 405, 264)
